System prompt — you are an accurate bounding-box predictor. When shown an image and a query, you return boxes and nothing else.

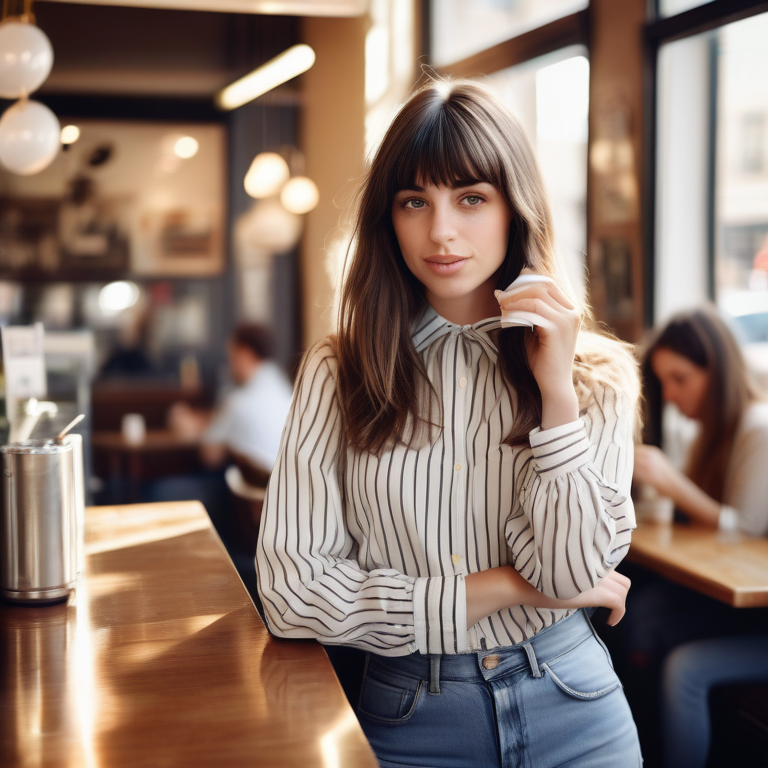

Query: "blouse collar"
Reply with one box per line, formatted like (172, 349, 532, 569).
(412, 305, 502, 362)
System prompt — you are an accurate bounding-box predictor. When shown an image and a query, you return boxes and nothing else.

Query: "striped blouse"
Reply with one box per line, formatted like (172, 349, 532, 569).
(256, 305, 636, 657)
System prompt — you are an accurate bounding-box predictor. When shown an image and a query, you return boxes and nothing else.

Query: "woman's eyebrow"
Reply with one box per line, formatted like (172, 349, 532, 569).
(450, 179, 487, 189)
(396, 184, 425, 193)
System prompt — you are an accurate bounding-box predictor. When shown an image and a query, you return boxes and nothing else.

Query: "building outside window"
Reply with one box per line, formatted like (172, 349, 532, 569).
(655, 9, 768, 379)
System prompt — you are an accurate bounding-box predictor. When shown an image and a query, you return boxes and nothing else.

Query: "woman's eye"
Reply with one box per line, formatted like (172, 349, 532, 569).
(405, 198, 426, 209)
(464, 195, 483, 206)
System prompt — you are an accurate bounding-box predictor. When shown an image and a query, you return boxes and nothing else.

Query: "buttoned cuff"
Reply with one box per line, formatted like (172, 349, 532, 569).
(529, 419, 591, 482)
(412, 575, 468, 655)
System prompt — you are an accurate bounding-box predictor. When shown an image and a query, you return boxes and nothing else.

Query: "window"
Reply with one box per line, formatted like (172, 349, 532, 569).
(655, 10, 768, 378)
(485, 48, 589, 300)
(430, 0, 586, 67)
(716, 13, 768, 373)
(741, 114, 765, 173)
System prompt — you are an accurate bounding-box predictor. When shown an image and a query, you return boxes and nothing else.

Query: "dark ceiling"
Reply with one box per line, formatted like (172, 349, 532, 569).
(35, 1, 299, 96)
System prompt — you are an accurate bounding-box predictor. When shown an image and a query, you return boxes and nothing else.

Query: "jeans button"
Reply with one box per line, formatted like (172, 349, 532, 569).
(483, 654, 499, 670)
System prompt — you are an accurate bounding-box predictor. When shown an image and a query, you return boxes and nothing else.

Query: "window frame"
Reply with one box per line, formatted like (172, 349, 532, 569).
(643, 0, 768, 322)
(426, 8, 589, 78)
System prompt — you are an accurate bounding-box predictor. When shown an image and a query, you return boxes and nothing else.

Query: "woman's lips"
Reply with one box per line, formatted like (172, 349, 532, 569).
(424, 257, 468, 275)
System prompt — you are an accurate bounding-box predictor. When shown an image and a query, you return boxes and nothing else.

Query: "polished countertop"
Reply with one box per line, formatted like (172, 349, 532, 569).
(0, 501, 378, 768)
(628, 521, 768, 607)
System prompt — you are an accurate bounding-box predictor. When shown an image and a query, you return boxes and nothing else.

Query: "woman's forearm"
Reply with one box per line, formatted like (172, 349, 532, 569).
(465, 566, 566, 627)
(540, 384, 580, 431)
(635, 445, 722, 527)
(666, 471, 721, 526)
(466, 565, 630, 627)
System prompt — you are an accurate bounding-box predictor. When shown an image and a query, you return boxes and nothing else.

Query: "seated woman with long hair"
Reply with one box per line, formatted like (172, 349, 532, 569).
(632, 305, 768, 768)
(634, 305, 768, 536)
(257, 78, 642, 767)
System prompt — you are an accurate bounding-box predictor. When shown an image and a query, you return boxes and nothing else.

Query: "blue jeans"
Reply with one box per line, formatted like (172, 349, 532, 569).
(355, 610, 642, 768)
(662, 634, 768, 768)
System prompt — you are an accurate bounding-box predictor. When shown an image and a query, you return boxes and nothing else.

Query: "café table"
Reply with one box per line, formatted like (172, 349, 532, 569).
(0, 500, 378, 768)
(627, 521, 768, 608)
(92, 429, 203, 499)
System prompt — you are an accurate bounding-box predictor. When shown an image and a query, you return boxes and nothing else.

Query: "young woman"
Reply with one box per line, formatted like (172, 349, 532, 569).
(634, 305, 768, 535)
(631, 306, 768, 768)
(257, 79, 642, 767)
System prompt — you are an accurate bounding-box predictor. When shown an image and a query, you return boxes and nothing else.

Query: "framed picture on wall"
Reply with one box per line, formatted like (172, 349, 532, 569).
(0, 120, 225, 277)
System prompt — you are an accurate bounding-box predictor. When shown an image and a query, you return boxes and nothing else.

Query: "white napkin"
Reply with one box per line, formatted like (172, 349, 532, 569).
(499, 273, 555, 330)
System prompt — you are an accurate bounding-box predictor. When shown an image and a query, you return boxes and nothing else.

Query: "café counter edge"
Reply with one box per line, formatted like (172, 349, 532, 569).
(0, 500, 378, 768)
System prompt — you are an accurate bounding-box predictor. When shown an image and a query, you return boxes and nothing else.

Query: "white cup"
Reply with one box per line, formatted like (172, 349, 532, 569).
(635, 483, 674, 524)
(121, 413, 146, 445)
(499, 274, 556, 329)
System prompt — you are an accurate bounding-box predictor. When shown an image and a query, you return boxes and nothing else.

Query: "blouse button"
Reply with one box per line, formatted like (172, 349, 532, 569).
(454, 464, 462, 471)
(459, 376, 468, 388)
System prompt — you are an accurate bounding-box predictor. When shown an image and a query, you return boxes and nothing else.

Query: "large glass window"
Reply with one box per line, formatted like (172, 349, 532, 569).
(485, 47, 589, 300)
(431, 0, 586, 67)
(655, 11, 768, 379)
(714, 13, 768, 373)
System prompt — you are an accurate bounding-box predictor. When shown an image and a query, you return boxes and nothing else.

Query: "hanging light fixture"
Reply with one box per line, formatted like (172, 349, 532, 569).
(0, 15, 52, 99)
(280, 175, 319, 214)
(0, 0, 58, 175)
(0, 97, 60, 175)
(244, 151, 290, 199)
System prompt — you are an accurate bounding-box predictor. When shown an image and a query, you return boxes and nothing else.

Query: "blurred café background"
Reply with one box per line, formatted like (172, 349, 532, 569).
(0, 0, 767, 764)
(1, 0, 767, 502)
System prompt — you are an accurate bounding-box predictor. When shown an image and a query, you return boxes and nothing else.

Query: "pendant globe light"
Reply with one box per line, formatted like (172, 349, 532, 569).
(0, 0, 58, 175)
(0, 16, 53, 98)
(0, 97, 60, 175)
(244, 152, 290, 199)
(280, 175, 319, 214)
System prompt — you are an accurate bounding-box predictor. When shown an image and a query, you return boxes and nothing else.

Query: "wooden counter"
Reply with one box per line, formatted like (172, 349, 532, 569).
(628, 522, 768, 608)
(0, 501, 378, 768)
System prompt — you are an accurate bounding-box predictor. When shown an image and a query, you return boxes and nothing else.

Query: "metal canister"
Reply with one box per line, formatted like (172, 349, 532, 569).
(0, 439, 78, 604)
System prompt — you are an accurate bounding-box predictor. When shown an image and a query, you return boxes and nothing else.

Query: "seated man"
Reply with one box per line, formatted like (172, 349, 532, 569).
(149, 324, 292, 596)
(171, 323, 293, 474)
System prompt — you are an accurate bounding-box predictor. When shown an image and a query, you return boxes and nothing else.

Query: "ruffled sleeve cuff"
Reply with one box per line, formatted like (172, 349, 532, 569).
(529, 419, 592, 482)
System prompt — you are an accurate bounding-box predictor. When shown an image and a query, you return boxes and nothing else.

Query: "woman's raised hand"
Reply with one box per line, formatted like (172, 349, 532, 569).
(496, 280, 581, 428)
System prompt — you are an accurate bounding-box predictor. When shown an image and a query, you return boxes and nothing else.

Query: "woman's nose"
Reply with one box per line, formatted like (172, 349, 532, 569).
(429, 205, 458, 244)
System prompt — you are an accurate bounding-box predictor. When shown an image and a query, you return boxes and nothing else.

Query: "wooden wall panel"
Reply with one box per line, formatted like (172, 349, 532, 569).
(586, 0, 648, 341)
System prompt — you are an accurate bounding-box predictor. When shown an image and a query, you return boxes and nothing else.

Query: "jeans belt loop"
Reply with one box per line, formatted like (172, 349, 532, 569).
(429, 655, 441, 694)
(522, 641, 542, 678)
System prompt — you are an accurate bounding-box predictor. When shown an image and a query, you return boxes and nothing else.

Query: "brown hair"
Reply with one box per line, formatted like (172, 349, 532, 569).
(333, 78, 639, 454)
(231, 323, 274, 360)
(642, 305, 762, 502)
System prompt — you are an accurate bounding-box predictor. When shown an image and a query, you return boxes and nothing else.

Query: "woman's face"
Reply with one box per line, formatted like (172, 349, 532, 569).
(651, 348, 710, 420)
(391, 181, 513, 324)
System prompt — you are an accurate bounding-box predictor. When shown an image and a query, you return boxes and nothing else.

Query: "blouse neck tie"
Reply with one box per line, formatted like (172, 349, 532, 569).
(412, 306, 502, 364)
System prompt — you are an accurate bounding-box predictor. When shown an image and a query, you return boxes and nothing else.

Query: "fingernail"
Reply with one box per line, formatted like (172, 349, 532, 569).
(494, 290, 503, 299)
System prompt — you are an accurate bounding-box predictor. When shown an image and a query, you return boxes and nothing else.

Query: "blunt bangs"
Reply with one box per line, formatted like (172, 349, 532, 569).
(389, 95, 507, 197)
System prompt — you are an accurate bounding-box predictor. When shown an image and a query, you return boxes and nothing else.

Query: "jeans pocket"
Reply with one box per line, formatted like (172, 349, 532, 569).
(542, 637, 622, 701)
(357, 672, 423, 724)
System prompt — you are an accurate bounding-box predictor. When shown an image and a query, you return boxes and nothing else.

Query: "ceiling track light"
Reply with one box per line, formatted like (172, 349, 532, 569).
(215, 44, 315, 111)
